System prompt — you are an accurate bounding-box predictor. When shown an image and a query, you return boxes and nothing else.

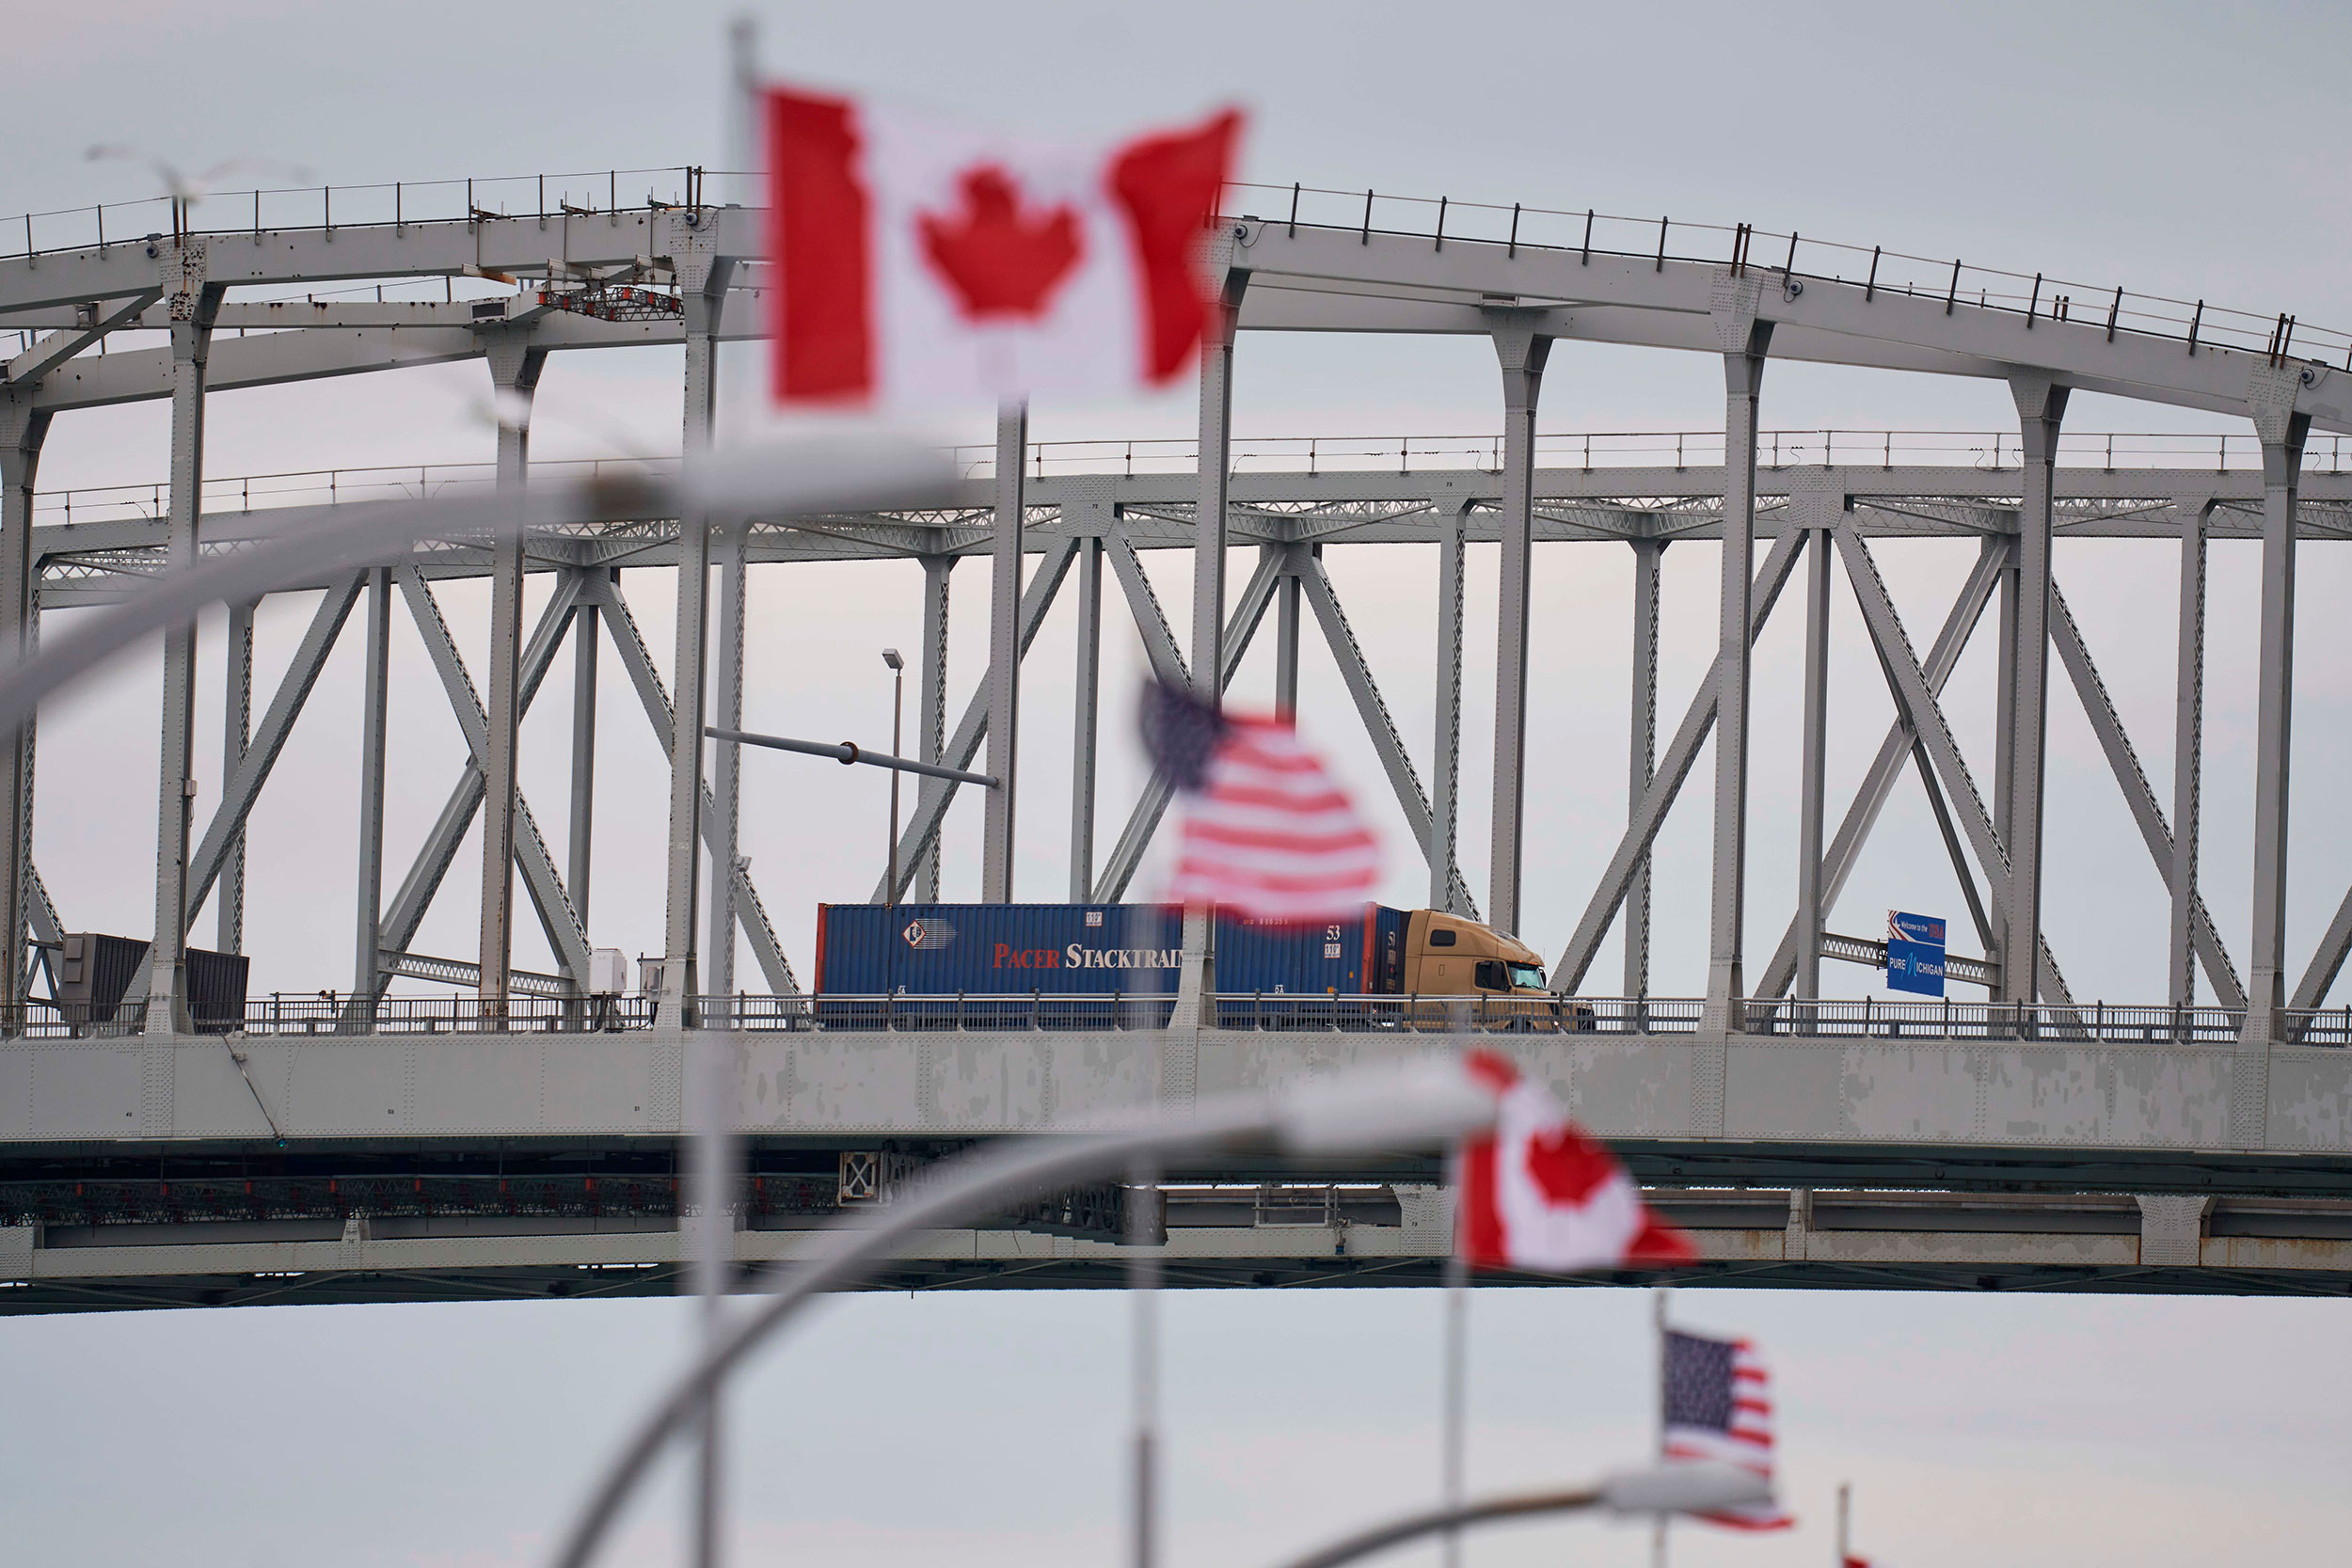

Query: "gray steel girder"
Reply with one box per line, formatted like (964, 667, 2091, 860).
(869, 537, 1081, 905)
(387, 568, 591, 984)
(1552, 525, 1806, 993)
(2047, 582, 2245, 1007)
(181, 574, 365, 927)
(1089, 550, 1279, 904)
(1295, 549, 1478, 919)
(8, 204, 2350, 431)
(1835, 528, 2075, 1009)
(577, 575, 798, 994)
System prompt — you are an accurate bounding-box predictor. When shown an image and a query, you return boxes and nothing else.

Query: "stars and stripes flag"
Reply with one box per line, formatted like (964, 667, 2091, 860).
(1661, 1329, 1795, 1530)
(1455, 1051, 1695, 1273)
(1140, 681, 1380, 923)
(765, 87, 1241, 406)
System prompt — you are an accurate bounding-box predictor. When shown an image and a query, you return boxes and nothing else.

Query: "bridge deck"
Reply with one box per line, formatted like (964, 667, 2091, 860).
(6, 1026, 2351, 1311)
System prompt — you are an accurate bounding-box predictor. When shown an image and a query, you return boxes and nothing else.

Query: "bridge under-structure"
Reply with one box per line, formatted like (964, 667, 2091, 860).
(5, 173, 2352, 1313)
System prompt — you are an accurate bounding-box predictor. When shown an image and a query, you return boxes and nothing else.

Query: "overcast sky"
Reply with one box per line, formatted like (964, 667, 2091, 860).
(7, 4, 2352, 1565)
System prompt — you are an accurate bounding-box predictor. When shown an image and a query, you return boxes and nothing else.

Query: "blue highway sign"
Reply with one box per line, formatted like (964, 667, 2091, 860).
(1886, 911, 1947, 998)
(1889, 911, 1946, 946)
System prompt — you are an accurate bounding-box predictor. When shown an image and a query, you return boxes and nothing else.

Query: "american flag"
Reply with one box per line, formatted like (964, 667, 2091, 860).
(1661, 1329, 1794, 1530)
(1141, 681, 1379, 922)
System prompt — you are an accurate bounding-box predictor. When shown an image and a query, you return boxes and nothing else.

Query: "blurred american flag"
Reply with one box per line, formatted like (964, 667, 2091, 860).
(1143, 682, 1379, 923)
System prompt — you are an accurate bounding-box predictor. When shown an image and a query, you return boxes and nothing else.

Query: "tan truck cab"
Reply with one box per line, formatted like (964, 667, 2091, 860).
(1396, 910, 1590, 1029)
(1401, 910, 1549, 994)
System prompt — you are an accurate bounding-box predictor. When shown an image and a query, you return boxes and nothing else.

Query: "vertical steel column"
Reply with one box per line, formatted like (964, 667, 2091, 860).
(2242, 393, 2310, 1048)
(1070, 534, 1104, 902)
(1702, 293, 1771, 1036)
(707, 521, 748, 995)
(351, 567, 392, 1005)
(1623, 537, 1663, 996)
(661, 249, 735, 1022)
(2169, 499, 2209, 1008)
(1794, 515, 1834, 1001)
(981, 402, 1026, 904)
(1174, 261, 1248, 1026)
(0, 396, 46, 1025)
(568, 578, 602, 937)
(1991, 544, 2020, 978)
(1274, 569, 1302, 721)
(1485, 310, 1550, 938)
(215, 599, 254, 954)
(2003, 378, 2068, 1006)
(1194, 267, 1247, 713)
(1431, 500, 1469, 913)
(915, 555, 953, 901)
(477, 334, 544, 1017)
(146, 248, 220, 1037)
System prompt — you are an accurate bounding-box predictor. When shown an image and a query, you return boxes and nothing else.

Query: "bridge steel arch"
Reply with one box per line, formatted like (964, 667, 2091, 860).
(5, 182, 2352, 1311)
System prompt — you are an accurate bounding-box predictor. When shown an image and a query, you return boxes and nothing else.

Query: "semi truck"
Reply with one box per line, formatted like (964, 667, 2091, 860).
(815, 902, 1570, 1023)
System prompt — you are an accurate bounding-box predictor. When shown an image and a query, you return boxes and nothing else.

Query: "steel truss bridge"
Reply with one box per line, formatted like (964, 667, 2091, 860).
(4, 176, 2352, 1314)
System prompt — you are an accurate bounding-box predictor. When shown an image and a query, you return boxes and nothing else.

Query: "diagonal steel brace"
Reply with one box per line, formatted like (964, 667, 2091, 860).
(2049, 580, 2246, 1008)
(1090, 547, 1281, 904)
(386, 566, 591, 982)
(1552, 525, 1806, 993)
(1295, 548, 1478, 919)
(580, 574, 800, 993)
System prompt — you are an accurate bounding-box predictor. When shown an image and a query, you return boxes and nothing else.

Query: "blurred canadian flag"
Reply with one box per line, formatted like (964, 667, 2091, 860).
(765, 88, 1241, 406)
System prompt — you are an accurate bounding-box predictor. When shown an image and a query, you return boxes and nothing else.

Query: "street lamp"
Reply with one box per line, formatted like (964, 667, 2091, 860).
(1268, 1464, 1773, 1568)
(546, 1059, 1502, 1568)
(882, 648, 904, 906)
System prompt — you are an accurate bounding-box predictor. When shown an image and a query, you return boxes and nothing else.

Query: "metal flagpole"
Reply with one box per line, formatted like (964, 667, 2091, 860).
(1651, 1287, 1671, 1568)
(1130, 1156, 1162, 1568)
(687, 22, 760, 1568)
(1439, 1151, 1468, 1568)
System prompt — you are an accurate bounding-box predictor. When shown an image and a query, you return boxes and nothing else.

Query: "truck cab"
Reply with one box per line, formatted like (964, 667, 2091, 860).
(1400, 910, 1550, 995)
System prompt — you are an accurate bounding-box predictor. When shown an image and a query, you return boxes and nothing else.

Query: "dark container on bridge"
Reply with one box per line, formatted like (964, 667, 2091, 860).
(52, 934, 250, 1030)
(184, 946, 251, 1034)
(55, 932, 149, 1023)
(814, 903, 1408, 996)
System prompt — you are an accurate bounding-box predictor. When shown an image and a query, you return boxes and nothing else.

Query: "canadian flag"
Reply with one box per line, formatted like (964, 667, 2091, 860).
(1457, 1052, 1694, 1272)
(766, 88, 1241, 405)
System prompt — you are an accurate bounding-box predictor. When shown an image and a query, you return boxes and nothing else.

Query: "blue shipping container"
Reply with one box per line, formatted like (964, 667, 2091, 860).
(816, 904, 1408, 996)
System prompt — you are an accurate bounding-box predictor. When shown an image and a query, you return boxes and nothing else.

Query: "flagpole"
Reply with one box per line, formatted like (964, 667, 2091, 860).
(1124, 905, 1165, 1568)
(688, 24, 758, 1568)
(1438, 1229, 1467, 1568)
(1130, 1156, 1162, 1568)
(1836, 1481, 1850, 1565)
(1651, 1286, 1670, 1568)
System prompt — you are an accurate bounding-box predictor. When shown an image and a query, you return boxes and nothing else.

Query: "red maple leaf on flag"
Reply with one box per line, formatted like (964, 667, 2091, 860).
(916, 167, 1085, 320)
(1521, 1122, 1621, 1208)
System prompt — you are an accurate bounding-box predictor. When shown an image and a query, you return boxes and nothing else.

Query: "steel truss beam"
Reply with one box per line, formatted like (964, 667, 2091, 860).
(2047, 581, 2245, 1007)
(183, 574, 365, 927)
(577, 575, 797, 994)
(1834, 526, 2074, 1007)
(871, 537, 1080, 905)
(391, 567, 591, 986)
(1295, 548, 1478, 918)
(8, 202, 2351, 427)
(1089, 547, 1280, 905)
(1756, 542, 2008, 998)
(1552, 525, 1805, 993)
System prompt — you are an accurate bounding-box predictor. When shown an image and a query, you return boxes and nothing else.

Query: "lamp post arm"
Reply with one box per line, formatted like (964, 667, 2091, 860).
(1271, 1487, 1606, 1568)
(547, 1063, 1495, 1568)
(1264, 1463, 1774, 1568)
(0, 435, 952, 741)
(705, 725, 998, 787)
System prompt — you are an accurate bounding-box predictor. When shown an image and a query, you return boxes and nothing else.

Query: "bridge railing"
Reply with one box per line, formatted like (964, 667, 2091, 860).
(7, 993, 2344, 1044)
(0, 999, 151, 1038)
